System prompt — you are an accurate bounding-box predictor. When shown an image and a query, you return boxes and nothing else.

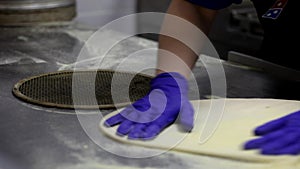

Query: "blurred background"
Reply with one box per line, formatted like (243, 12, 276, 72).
(0, 0, 263, 60)
(136, 0, 263, 60)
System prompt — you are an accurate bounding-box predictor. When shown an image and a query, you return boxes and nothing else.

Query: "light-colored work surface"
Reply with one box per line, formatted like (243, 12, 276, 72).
(100, 99, 300, 168)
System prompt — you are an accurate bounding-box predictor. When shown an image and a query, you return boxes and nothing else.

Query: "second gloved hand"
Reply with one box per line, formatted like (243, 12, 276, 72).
(244, 110, 300, 155)
(104, 72, 194, 140)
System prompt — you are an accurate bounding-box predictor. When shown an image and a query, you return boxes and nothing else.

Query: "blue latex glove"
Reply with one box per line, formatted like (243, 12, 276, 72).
(104, 72, 194, 140)
(244, 110, 300, 155)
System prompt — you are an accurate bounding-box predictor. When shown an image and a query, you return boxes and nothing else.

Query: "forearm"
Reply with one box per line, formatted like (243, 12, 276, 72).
(156, 0, 217, 79)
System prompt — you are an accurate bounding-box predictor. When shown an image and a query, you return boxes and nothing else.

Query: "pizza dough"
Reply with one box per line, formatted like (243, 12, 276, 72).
(99, 99, 300, 167)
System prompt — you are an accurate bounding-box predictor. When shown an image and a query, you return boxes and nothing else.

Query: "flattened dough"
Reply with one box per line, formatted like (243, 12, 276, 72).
(99, 99, 300, 167)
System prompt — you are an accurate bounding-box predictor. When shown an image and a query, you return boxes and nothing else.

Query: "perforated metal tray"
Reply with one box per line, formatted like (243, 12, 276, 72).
(13, 70, 152, 109)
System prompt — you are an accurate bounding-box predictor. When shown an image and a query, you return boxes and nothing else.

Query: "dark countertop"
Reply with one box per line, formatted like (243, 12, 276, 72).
(0, 22, 299, 169)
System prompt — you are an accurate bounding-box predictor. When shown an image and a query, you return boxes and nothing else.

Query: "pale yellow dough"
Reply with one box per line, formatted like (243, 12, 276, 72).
(99, 99, 300, 168)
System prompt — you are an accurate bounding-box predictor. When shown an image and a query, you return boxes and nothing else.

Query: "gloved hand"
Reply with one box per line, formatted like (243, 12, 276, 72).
(104, 72, 194, 140)
(244, 110, 300, 155)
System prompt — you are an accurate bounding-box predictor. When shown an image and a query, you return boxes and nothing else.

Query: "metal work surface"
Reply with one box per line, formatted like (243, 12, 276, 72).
(0, 23, 299, 169)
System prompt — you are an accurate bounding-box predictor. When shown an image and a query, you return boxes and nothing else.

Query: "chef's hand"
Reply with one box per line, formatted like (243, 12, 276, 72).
(104, 72, 194, 140)
(244, 110, 300, 155)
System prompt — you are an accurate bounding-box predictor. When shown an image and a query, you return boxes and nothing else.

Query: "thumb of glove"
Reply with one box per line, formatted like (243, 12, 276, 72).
(179, 100, 194, 132)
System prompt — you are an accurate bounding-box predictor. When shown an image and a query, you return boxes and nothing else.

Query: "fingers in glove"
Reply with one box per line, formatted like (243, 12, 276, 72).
(105, 107, 134, 127)
(117, 120, 135, 136)
(128, 124, 147, 140)
(105, 113, 126, 127)
(179, 101, 194, 132)
(260, 130, 300, 155)
(244, 137, 268, 150)
(142, 124, 162, 140)
(244, 129, 285, 150)
(264, 143, 300, 155)
(254, 116, 288, 136)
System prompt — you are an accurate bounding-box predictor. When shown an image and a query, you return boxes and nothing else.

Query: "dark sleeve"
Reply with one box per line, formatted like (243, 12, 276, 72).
(186, 0, 243, 10)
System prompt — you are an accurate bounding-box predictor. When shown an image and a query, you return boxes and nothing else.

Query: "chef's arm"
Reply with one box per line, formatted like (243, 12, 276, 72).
(156, 0, 218, 79)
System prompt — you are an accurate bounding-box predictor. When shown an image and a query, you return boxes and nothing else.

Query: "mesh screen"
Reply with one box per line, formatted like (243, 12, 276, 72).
(13, 70, 152, 109)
